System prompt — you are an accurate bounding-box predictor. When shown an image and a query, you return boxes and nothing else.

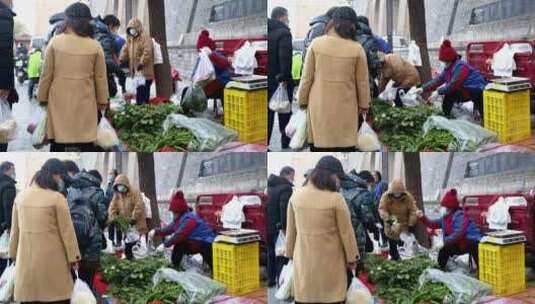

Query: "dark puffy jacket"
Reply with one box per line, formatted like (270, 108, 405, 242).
(340, 172, 377, 254)
(67, 171, 108, 262)
(92, 17, 116, 65)
(355, 21, 381, 93)
(0, 174, 16, 233)
(268, 19, 293, 92)
(46, 13, 64, 45)
(0, 2, 15, 91)
(267, 174, 293, 233)
(302, 14, 329, 63)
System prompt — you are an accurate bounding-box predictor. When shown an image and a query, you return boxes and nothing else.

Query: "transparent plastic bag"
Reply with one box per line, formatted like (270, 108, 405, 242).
(0, 262, 14, 301)
(486, 197, 511, 230)
(399, 87, 425, 107)
(0, 231, 8, 259)
(132, 236, 149, 259)
(153, 39, 164, 65)
(181, 84, 207, 113)
(125, 226, 140, 244)
(275, 261, 293, 300)
(163, 114, 238, 151)
(269, 84, 291, 113)
(125, 77, 136, 95)
(32, 107, 48, 149)
(71, 271, 96, 304)
(346, 272, 373, 304)
(232, 41, 258, 76)
(152, 267, 225, 304)
(418, 268, 492, 304)
(289, 109, 307, 150)
(422, 115, 497, 152)
(0, 98, 16, 143)
(378, 80, 397, 102)
(357, 117, 381, 152)
(192, 51, 216, 85)
(96, 114, 119, 149)
(275, 231, 286, 257)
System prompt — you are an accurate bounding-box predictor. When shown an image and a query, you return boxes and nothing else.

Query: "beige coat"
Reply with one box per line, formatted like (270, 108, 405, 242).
(119, 18, 154, 80)
(9, 185, 81, 302)
(298, 30, 370, 149)
(378, 53, 421, 92)
(378, 179, 418, 240)
(108, 174, 148, 234)
(286, 184, 358, 303)
(37, 32, 109, 144)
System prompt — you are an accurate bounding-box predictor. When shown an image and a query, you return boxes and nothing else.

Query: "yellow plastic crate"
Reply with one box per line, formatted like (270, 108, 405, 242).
(479, 242, 526, 296)
(224, 88, 267, 143)
(213, 242, 260, 295)
(483, 90, 531, 143)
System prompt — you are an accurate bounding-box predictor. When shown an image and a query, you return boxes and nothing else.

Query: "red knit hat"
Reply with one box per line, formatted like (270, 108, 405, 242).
(196, 30, 216, 51)
(169, 190, 188, 213)
(438, 40, 458, 62)
(441, 189, 460, 209)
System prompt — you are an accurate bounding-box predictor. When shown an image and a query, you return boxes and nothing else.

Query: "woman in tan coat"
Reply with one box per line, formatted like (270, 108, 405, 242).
(108, 174, 147, 260)
(9, 158, 80, 303)
(37, 3, 109, 152)
(119, 17, 154, 105)
(378, 178, 418, 260)
(378, 53, 421, 107)
(297, 7, 370, 152)
(286, 156, 359, 303)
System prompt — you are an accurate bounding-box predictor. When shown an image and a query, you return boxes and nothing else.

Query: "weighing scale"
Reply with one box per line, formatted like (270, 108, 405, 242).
(215, 229, 261, 244)
(481, 230, 527, 245)
(226, 75, 268, 90)
(485, 77, 532, 92)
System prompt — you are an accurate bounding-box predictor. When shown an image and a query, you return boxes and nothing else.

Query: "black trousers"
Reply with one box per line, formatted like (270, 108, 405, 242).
(393, 87, 410, 108)
(136, 80, 153, 105)
(28, 77, 39, 99)
(79, 260, 99, 292)
(438, 241, 479, 270)
(50, 141, 98, 152)
(171, 240, 213, 270)
(443, 90, 484, 117)
(310, 145, 357, 152)
(125, 241, 136, 260)
(388, 238, 401, 261)
(267, 231, 289, 285)
(268, 83, 294, 149)
(108, 223, 123, 246)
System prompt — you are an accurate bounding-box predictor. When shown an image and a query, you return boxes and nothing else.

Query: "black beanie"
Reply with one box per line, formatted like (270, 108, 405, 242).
(65, 2, 92, 19)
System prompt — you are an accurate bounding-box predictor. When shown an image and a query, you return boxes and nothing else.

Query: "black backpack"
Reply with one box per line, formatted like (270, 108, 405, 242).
(68, 188, 97, 254)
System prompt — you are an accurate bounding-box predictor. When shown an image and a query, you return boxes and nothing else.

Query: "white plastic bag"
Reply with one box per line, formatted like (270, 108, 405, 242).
(125, 77, 136, 95)
(399, 87, 424, 107)
(289, 109, 307, 150)
(221, 196, 245, 229)
(141, 192, 152, 219)
(269, 84, 291, 113)
(285, 109, 306, 138)
(275, 231, 286, 257)
(399, 232, 417, 258)
(233, 41, 258, 75)
(125, 226, 140, 244)
(192, 51, 216, 84)
(71, 271, 96, 304)
(491, 44, 516, 77)
(96, 114, 119, 149)
(408, 41, 422, 67)
(275, 261, 293, 300)
(133, 236, 149, 259)
(357, 118, 381, 152)
(0, 98, 16, 143)
(32, 107, 48, 149)
(486, 197, 511, 230)
(378, 80, 397, 102)
(0, 231, 9, 259)
(0, 262, 14, 301)
(346, 272, 373, 304)
(153, 39, 164, 65)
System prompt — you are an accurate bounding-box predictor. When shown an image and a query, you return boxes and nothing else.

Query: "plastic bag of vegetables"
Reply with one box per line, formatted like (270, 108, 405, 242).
(0, 262, 14, 301)
(269, 84, 291, 113)
(96, 113, 120, 149)
(346, 271, 373, 304)
(71, 271, 97, 304)
(357, 116, 381, 152)
(152, 267, 225, 304)
(288, 109, 307, 150)
(163, 114, 238, 151)
(181, 84, 207, 113)
(275, 261, 293, 300)
(0, 98, 16, 143)
(32, 107, 48, 149)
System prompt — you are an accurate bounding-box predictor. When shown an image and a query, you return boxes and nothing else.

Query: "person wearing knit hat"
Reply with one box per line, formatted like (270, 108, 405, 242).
(148, 190, 216, 270)
(418, 188, 482, 270)
(418, 39, 487, 118)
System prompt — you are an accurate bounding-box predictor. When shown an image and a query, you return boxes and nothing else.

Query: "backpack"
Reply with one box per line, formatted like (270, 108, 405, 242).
(68, 188, 97, 253)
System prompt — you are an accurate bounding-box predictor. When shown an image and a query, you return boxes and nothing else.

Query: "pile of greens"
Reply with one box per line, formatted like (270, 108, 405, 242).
(112, 104, 195, 152)
(112, 214, 129, 233)
(101, 254, 181, 303)
(363, 255, 451, 304)
(370, 101, 455, 151)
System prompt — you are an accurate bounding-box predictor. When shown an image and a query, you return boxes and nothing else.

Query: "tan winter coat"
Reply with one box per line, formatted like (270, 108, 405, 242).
(37, 32, 109, 144)
(298, 30, 370, 149)
(286, 184, 359, 303)
(378, 53, 421, 92)
(378, 179, 418, 240)
(108, 174, 148, 234)
(120, 18, 154, 80)
(9, 185, 81, 302)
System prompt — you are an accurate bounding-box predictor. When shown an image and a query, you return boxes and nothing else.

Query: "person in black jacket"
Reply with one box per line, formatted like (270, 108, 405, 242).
(268, 7, 293, 150)
(267, 166, 294, 287)
(302, 7, 338, 67)
(0, 0, 18, 152)
(0, 161, 15, 274)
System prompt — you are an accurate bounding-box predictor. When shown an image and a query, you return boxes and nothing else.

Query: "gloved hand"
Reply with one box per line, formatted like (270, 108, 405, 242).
(148, 229, 156, 240)
(156, 244, 165, 253)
